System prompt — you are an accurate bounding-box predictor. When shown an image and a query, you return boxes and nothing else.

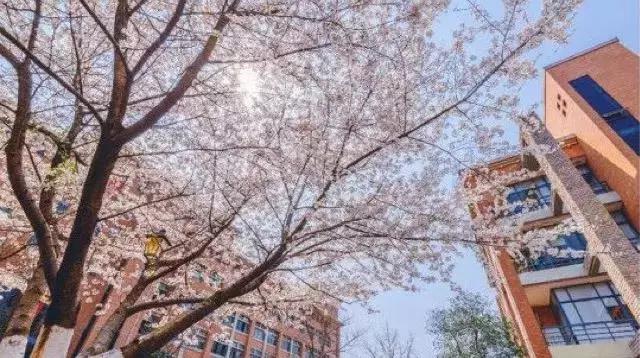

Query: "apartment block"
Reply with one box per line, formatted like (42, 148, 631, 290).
(465, 39, 639, 358)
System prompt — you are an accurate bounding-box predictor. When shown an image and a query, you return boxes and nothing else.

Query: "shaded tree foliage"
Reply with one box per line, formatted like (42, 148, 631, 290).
(428, 292, 523, 358)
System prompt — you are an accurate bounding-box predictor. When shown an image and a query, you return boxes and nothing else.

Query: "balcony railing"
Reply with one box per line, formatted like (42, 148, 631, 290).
(543, 320, 639, 346)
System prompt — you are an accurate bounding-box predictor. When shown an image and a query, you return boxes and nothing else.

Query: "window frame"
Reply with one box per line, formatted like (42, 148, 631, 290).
(266, 327, 279, 346)
(505, 176, 551, 214)
(212, 341, 228, 357)
(186, 327, 208, 351)
(250, 348, 263, 358)
(569, 75, 640, 154)
(229, 341, 245, 358)
(551, 282, 637, 344)
(234, 314, 250, 334)
(576, 164, 609, 194)
(611, 210, 640, 251)
(253, 322, 266, 342)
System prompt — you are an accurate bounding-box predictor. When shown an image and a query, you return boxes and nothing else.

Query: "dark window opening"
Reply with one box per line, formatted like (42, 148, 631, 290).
(611, 210, 639, 251)
(505, 177, 551, 215)
(576, 164, 609, 194)
(519, 232, 587, 272)
(570, 75, 639, 155)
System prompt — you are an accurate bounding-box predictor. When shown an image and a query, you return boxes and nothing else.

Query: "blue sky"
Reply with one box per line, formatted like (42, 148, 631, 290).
(343, 1, 639, 356)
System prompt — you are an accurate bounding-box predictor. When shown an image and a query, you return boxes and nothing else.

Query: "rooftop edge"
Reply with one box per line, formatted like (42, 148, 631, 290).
(543, 38, 620, 70)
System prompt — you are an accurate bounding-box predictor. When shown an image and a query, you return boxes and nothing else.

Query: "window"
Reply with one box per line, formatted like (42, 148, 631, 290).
(0, 206, 12, 219)
(222, 314, 235, 327)
(253, 322, 266, 341)
(250, 348, 263, 358)
(266, 328, 279, 345)
(570, 75, 639, 154)
(611, 210, 639, 250)
(552, 232, 587, 252)
(551, 282, 638, 344)
(190, 264, 205, 282)
(292, 341, 302, 356)
(138, 314, 161, 335)
(157, 282, 172, 297)
(520, 232, 586, 272)
(305, 349, 317, 358)
(212, 341, 228, 357)
(0, 287, 21, 337)
(209, 272, 223, 287)
(235, 314, 250, 333)
(506, 177, 551, 214)
(186, 328, 207, 350)
(281, 337, 302, 356)
(55, 200, 70, 214)
(229, 342, 245, 358)
(576, 164, 609, 194)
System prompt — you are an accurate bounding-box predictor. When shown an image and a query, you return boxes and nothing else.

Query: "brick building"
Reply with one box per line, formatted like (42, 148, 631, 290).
(464, 39, 639, 357)
(0, 184, 340, 358)
(1, 251, 341, 358)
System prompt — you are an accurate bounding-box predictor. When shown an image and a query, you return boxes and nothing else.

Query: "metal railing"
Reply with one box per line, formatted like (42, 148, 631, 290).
(543, 320, 639, 346)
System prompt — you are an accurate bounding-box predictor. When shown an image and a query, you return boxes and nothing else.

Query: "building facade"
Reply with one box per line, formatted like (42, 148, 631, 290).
(1, 252, 341, 358)
(465, 40, 639, 357)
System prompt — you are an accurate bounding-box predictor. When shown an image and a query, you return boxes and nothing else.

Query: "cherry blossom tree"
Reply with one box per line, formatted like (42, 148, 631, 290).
(0, 0, 582, 356)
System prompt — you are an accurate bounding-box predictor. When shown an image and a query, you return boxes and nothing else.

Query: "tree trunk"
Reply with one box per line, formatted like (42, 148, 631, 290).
(29, 324, 75, 358)
(30, 137, 121, 358)
(80, 310, 128, 357)
(82, 278, 148, 357)
(0, 264, 47, 357)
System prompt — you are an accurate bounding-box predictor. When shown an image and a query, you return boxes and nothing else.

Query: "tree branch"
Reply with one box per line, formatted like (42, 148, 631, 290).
(0, 26, 105, 123)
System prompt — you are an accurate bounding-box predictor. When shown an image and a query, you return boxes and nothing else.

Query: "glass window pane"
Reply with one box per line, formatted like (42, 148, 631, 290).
(560, 303, 581, 324)
(567, 285, 597, 300)
(574, 300, 610, 323)
(603, 297, 617, 307)
(620, 225, 638, 239)
(595, 282, 613, 296)
(570, 75, 621, 115)
(555, 289, 569, 302)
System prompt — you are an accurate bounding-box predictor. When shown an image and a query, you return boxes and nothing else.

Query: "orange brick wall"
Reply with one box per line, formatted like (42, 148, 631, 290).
(495, 249, 551, 358)
(532, 306, 559, 328)
(544, 41, 640, 230)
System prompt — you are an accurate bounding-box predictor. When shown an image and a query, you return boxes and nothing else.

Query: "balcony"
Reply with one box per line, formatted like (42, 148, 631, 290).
(502, 164, 619, 226)
(543, 320, 638, 346)
(518, 253, 585, 273)
(536, 282, 640, 357)
(517, 232, 587, 273)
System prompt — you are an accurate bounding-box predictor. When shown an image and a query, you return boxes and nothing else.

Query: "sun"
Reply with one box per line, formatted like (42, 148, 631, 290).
(237, 67, 259, 104)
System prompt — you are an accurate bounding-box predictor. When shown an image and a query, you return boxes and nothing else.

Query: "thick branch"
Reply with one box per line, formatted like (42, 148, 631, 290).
(115, 1, 239, 144)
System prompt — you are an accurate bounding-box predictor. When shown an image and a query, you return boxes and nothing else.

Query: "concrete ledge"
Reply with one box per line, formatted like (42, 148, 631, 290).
(549, 339, 635, 358)
(595, 191, 622, 205)
(518, 190, 621, 225)
(519, 264, 586, 285)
